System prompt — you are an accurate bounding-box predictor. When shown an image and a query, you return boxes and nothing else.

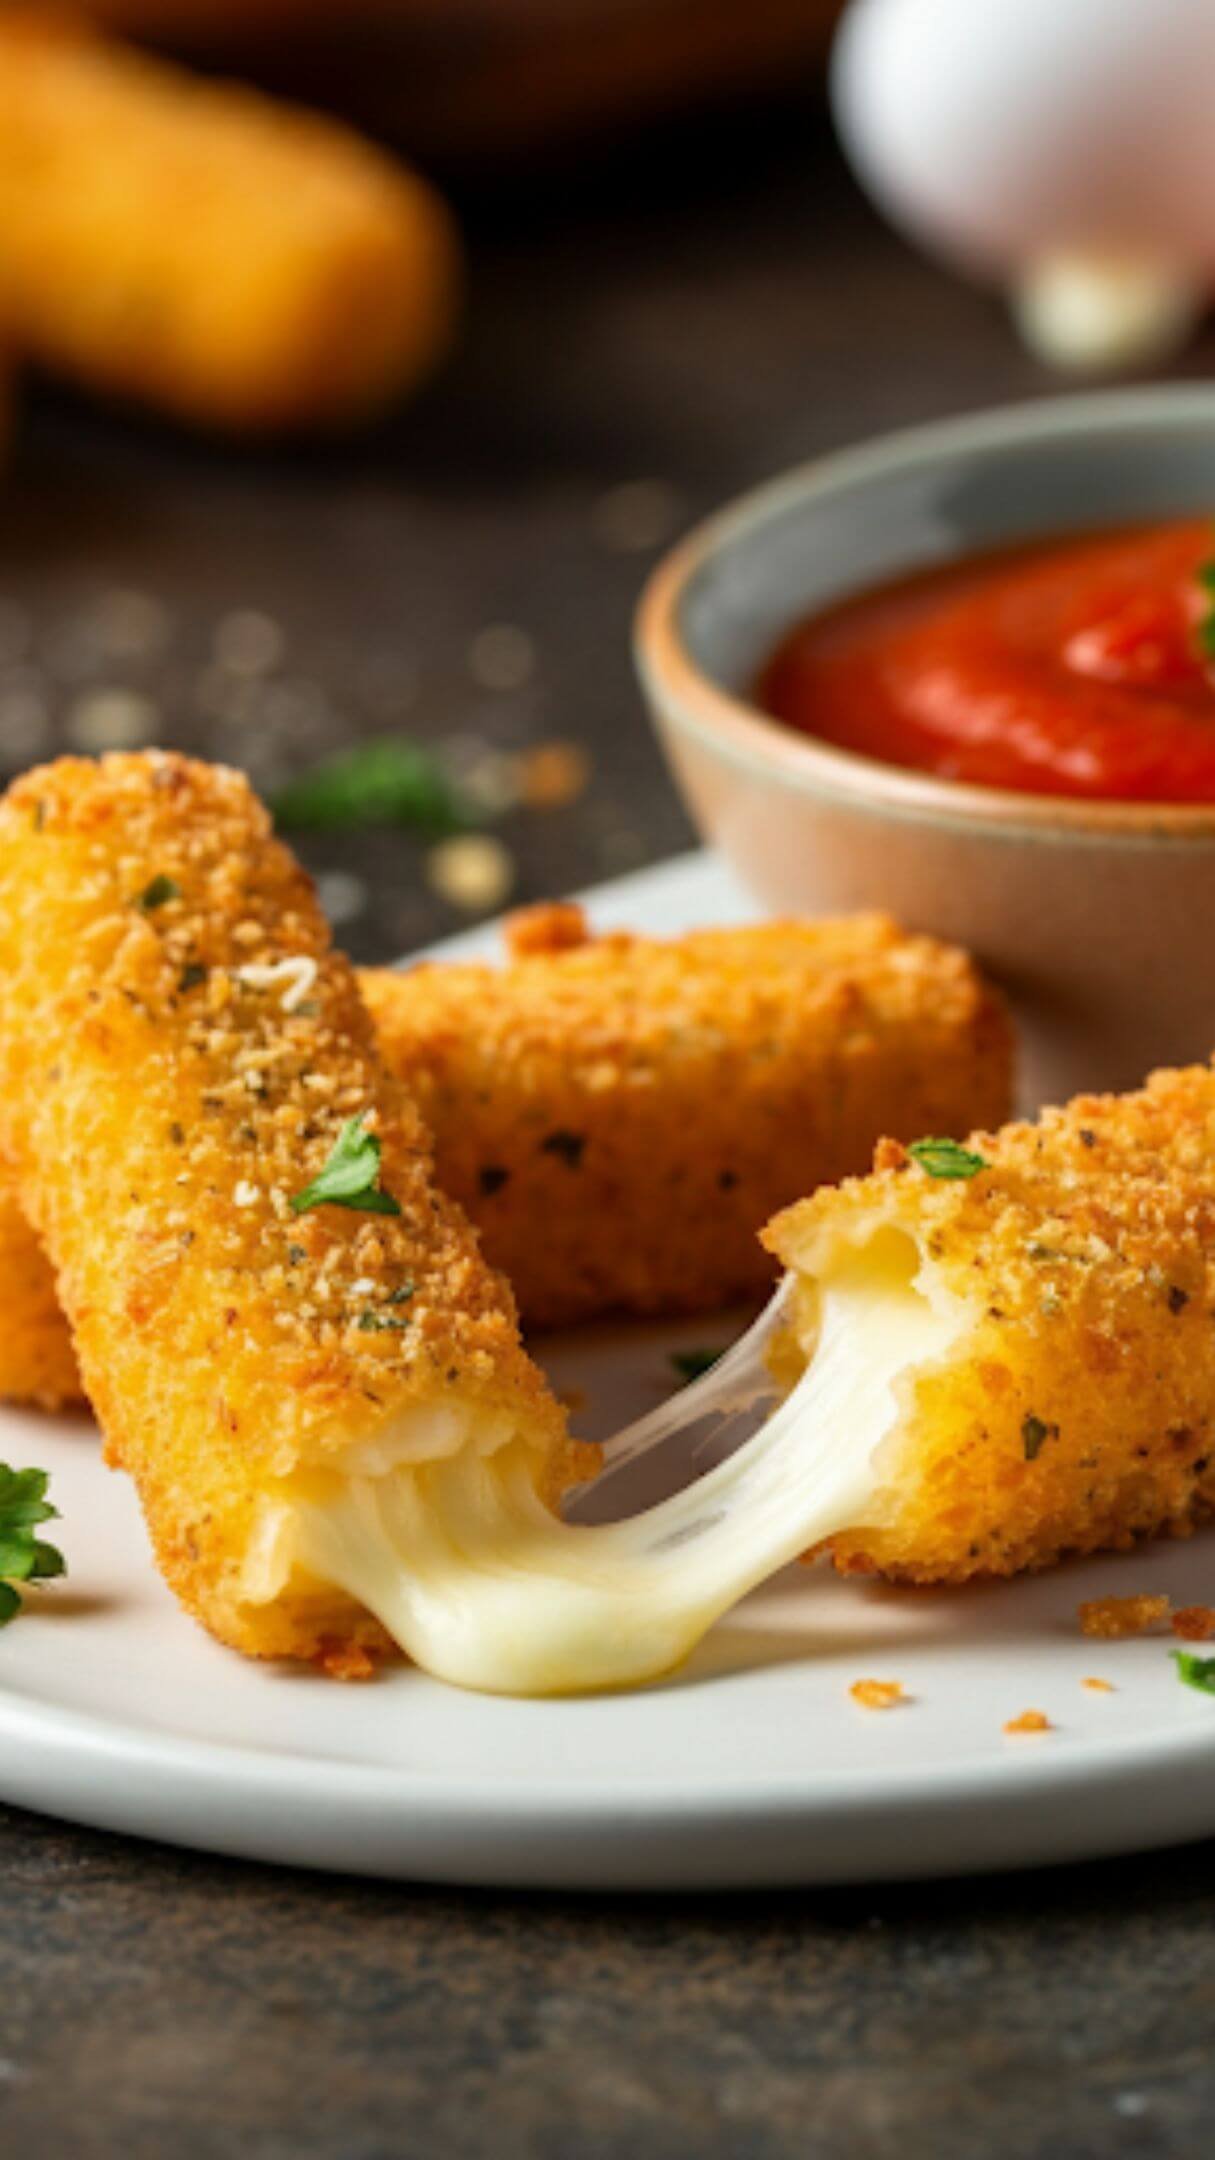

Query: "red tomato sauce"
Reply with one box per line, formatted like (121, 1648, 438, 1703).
(758, 520, 1215, 802)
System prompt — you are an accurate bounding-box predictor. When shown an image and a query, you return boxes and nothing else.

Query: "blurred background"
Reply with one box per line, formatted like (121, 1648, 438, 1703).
(1, 0, 1210, 961)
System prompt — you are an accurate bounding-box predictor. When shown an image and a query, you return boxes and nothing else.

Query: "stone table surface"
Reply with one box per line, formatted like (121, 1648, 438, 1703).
(3, 105, 1215, 2160)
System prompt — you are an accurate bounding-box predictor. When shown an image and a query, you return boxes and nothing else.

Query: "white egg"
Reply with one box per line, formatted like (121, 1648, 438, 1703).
(831, 0, 1215, 365)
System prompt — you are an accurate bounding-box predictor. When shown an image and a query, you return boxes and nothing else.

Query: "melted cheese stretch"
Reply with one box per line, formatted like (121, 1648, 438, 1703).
(248, 1227, 963, 1695)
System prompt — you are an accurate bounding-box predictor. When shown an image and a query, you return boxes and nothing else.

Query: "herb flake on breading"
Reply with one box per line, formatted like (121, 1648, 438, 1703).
(908, 1137, 988, 1181)
(290, 1114, 402, 1217)
(137, 874, 181, 911)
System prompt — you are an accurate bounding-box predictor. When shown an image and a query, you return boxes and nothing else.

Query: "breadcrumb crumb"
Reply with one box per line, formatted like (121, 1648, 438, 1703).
(1079, 1594, 1172, 1639)
(1081, 1676, 1115, 1692)
(1003, 1709, 1052, 1734)
(849, 1678, 906, 1710)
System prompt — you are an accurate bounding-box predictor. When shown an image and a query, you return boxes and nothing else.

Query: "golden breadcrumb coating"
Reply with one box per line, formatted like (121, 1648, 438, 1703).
(0, 753, 574, 1665)
(0, 1179, 81, 1410)
(365, 903, 1013, 1329)
(0, 899, 1012, 1399)
(0, 14, 460, 430)
(767, 1065, 1215, 1586)
(1172, 1605, 1215, 1641)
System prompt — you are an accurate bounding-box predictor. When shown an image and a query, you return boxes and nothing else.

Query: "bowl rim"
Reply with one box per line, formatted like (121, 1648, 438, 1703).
(634, 383, 1215, 843)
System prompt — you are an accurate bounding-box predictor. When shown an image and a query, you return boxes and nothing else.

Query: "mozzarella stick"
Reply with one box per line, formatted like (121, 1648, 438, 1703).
(0, 754, 578, 1671)
(0, 903, 1012, 1405)
(0, 1183, 81, 1411)
(763, 1066, 1215, 1584)
(366, 904, 1013, 1327)
(0, 15, 459, 431)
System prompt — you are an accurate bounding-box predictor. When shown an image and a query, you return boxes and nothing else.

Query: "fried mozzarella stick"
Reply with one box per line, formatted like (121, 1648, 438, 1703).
(762, 1066, 1215, 1584)
(0, 1184, 81, 1412)
(366, 904, 1013, 1327)
(0, 754, 581, 1674)
(0, 16, 459, 430)
(0, 904, 1012, 1405)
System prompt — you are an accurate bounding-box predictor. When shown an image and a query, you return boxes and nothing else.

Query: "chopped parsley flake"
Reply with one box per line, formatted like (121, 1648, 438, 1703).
(290, 1114, 402, 1218)
(387, 1281, 415, 1305)
(908, 1137, 988, 1181)
(541, 1129, 586, 1168)
(1173, 1649, 1215, 1695)
(137, 874, 181, 911)
(357, 1308, 411, 1333)
(672, 1347, 725, 1384)
(1021, 1413, 1058, 1462)
(0, 1464, 65, 1626)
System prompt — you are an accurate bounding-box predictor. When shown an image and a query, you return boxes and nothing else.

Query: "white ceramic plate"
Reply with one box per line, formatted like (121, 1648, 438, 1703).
(3, 850, 1215, 1890)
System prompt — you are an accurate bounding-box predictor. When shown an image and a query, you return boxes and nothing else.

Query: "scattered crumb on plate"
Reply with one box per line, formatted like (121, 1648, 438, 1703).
(849, 1678, 905, 1711)
(1078, 1593, 1171, 1639)
(1081, 1676, 1115, 1692)
(1003, 1709, 1052, 1735)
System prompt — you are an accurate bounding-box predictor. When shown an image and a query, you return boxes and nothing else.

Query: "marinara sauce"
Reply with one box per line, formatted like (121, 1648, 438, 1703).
(758, 520, 1215, 801)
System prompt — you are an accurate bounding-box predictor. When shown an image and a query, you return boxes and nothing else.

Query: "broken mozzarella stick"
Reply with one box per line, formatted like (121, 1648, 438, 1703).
(763, 1068, 1215, 1584)
(0, 754, 581, 1674)
(0, 903, 1013, 1405)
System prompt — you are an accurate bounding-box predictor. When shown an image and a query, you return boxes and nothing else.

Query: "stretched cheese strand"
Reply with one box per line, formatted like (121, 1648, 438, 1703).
(258, 1226, 962, 1691)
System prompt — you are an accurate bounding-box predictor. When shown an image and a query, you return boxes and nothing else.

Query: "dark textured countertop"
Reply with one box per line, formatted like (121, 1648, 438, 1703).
(3, 107, 1215, 2160)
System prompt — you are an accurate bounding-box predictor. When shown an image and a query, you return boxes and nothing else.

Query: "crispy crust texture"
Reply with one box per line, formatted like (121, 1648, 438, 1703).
(0, 900, 1012, 1397)
(0, 13, 460, 430)
(0, 754, 573, 1663)
(766, 1066, 1215, 1584)
(364, 904, 1013, 1328)
(0, 1179, 82, 1411)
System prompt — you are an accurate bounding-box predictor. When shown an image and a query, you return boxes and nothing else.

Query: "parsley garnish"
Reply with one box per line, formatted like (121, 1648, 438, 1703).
(1173, 1649, 1215, 1695)
(137, 874, 181, 911)
(1195, 557, 1215, 661)
(672, 1347, 724, 1384)
(1021, 1413, 1058, 1462)
(272, 739, 469, 838)
(908, 1137, 988, 1181)
(0, 1464, 65, 1626)
(290, 1114, 402, 1217)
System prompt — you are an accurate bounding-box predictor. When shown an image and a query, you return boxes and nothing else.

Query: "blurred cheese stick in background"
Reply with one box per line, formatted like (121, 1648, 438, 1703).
(0, 754, 578, 1671)
(0, 902, 1012, 1407)
(0, 13, 460, 430)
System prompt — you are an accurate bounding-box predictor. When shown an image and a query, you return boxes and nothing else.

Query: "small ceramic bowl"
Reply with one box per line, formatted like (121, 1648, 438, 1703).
(635, 385, 1215, 1109)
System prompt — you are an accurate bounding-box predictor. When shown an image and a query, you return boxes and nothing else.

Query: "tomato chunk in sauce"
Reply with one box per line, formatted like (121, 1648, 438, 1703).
(759, 520, 1215, 802)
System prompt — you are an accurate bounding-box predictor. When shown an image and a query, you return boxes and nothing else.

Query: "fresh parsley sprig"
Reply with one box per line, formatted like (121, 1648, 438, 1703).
(272, 739, 469, 838)
(908, 1137, 988, 1181)
(0, 1465, 65, 1626)
(1174, 1649, 1215, 1696)
(290, 1114, 402, 1218)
